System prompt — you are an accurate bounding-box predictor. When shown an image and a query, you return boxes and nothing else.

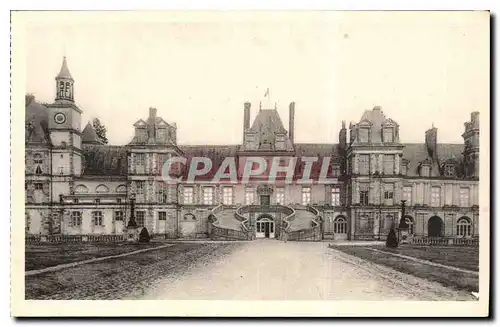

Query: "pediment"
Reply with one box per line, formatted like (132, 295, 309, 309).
(133, 119, 147, 127)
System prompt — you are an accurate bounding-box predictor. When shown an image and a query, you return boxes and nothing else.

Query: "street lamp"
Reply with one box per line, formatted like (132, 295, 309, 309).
(398, 199, 409, 242)
(127, 193, 137, 228)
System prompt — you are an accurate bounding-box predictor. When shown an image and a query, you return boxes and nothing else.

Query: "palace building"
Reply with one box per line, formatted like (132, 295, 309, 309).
(25, 58, 480, 241)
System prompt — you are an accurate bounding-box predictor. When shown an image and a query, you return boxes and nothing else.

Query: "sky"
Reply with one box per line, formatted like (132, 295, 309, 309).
(23, 11, 489, 145)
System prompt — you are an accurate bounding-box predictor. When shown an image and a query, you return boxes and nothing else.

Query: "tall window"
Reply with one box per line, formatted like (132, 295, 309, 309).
(383, 155, 394, 175)
(301, 187, 311, 205)
(136, 211, 145, 227)
(460, 188, 470, 207)
(431, 187, 441, 207)
(33, 153, 43, 174)
(70, 211, 82, 227)
(114, 211, 124, 221)
(136, 181, 145, 196)
(158, 211, 167, 221)
(403, 186, 412, 205)
(245, 188, 255, 205)
(383, 127, 393, 143)
(358, 154, 369, 175)
(359, 183, 369, 205)
(331, 186, 341, 206)
(222, 187, 233, 205)
(92, 211, 103, 226)
(34, 183, 44, 190)
(203, 187, 214, 205)
(456, 217, 472, 237)
(135, 153, 145, 166)
(157, 183, 168, 203)
(183, 186, 194, 204)
(384, 183, 394, 205)
(275, 187, 285, 204)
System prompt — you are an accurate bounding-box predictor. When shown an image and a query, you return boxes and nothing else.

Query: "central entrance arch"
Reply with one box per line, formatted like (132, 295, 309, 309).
(428, 216, 443, 237)
(256, 214, 275, 239)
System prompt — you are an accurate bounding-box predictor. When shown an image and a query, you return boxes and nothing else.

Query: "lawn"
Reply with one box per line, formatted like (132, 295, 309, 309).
(332, 245, 479, 293)
(25, 243, 241, 300)
(25, 242, 163, 271)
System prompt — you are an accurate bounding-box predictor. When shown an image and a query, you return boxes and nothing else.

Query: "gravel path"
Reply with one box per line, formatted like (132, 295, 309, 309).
(141, 240, 475, 300)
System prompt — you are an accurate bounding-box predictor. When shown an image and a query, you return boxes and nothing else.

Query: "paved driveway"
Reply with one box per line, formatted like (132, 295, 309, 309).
(141, 240, 474, 300)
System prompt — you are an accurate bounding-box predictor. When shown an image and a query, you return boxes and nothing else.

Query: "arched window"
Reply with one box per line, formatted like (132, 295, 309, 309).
(457, 217, 472, 237)
(33, 153, 43, 174)
(405, 216, 414, 234)
(59, 81, 65, 98)
(333, 216, 347, 234)
(65, 82, 71, 98)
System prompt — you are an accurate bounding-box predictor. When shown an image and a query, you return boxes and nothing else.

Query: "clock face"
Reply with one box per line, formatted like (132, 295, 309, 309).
(54, 112, 67, 124)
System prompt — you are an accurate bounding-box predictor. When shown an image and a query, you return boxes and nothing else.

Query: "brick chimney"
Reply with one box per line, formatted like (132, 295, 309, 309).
(425, 125, 438, 160)
(243, 102, 251, 131)
(289, 102, 295, 143)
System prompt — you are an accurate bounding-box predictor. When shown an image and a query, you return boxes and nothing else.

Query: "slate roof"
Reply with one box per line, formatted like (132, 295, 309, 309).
(81, 122, 103, 144)
(56, 57, 73, 80)
(402, 143, 464, 177)
(25, 95, 51, 145)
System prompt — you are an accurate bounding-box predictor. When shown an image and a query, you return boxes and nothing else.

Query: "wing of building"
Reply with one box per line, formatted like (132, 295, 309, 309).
(25, 58, 480, 242)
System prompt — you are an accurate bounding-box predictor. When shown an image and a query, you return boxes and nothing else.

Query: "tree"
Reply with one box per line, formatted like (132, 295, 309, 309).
(92, 118, 108, 144)
(139, 227, 151, 243)
(386, 228, 399, 248)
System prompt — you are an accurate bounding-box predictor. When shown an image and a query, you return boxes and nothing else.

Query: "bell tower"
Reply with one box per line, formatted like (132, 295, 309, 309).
(47, 57, 83, 201)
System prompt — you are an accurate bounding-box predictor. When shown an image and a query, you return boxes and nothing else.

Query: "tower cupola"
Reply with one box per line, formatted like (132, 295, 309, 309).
(55, 57, 74, 102)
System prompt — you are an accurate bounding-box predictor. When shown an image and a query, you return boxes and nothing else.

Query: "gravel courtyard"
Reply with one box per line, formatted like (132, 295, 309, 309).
(140, 240, 475, 301)
(26, 240, 476, 301)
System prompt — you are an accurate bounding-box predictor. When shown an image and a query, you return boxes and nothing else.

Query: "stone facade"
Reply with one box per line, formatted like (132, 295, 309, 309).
(25, 58, 480, 240)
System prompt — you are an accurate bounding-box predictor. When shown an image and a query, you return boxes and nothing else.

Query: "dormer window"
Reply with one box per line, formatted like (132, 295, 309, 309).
(420, 164, 430, 177)
(401, 159, 409, 176)
(383, 127, 394, 143)
(358, 127, 370, 143)
(444, 164, 455, 177)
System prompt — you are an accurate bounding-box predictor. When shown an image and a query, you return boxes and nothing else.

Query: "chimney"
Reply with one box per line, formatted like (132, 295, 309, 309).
(339, 120, 347, 149)
(289, 102, 295, 143)
(244, 102, 251, 131)
(425, 126, 438, 159)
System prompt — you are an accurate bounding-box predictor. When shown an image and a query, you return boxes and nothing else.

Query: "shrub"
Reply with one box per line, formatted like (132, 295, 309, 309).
(139, 227, 150, 243)
(386, 228, 399, 248)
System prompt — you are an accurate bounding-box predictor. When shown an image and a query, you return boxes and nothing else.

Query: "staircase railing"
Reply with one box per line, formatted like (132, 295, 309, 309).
(236, 204, 296, 239)
(285, 205, 323, 241)
(209, 204, 249, 240)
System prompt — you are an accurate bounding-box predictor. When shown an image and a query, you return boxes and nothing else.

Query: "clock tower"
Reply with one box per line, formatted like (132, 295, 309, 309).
(47, 57, 83, 201)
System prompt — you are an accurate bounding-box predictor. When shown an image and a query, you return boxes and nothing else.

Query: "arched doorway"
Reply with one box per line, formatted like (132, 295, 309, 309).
(333, 216, 348, 241)
(428, 216, 443, 237)
(256, 215, 275, 239)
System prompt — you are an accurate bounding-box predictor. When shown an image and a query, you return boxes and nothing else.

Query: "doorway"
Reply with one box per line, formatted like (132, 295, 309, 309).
(428, 216, 443, 237)
(256, 216, 275, 239)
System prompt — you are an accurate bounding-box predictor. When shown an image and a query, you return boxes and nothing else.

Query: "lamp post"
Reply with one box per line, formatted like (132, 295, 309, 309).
(127, 193, 137, 228)
(398, 199, 408, 243)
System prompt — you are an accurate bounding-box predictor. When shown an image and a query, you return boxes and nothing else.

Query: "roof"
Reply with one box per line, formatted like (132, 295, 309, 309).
(357, 106, 395, 144)
(56, 57, 73, 80)
(402, 143, 464, 177)
(250, 109, 287, 134)
(81, 122, 103, 144)
(25, 95, 51, 145)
